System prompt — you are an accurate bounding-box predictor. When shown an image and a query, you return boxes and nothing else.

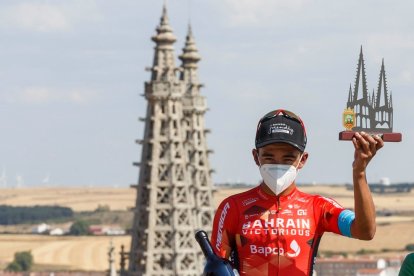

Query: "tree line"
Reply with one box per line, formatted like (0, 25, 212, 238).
(0, 205, 73, 225)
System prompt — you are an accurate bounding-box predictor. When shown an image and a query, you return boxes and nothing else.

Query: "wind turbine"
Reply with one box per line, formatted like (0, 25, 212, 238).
(16, 174, 24, 188)
(0, 168, 7, 188)
(42, 173, 50, 186)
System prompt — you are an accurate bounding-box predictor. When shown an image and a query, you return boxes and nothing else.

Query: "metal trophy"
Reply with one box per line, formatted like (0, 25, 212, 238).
(339, 48, 402, 142)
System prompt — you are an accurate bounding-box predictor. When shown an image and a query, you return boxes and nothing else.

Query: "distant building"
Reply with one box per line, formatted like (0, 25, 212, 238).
(345, 181, 414, 193)
(356, 267, 400, 276)
(315, 256, 402, 276)
(89, 225, 105, 235)
(315, 256, 386, 276)
(369, 183, 413, 193)
(31, 223, 50, 234)
(356, 268, 386, 276)
(89, 225, 125, 236)
(49, 228, 64, 236)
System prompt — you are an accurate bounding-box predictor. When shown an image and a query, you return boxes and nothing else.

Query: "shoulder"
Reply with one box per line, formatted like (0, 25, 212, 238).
(293, 188, 314, 199)
(221, 186, 260, 202)
(293, 188, 320, 203)
(295, 189, 345, 210)
(217, 186, 260, 209)
(313, 195, 344, 209)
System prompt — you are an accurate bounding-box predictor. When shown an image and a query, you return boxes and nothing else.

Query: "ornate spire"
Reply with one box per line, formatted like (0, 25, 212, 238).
(353, 46, 369, 102)
(347, 84, 353, 104)
(376, 58, 389, 108)
(152, 4, 176, 45)
(150, 4, 177, 81)
(371, 89, 375, 107)
(179, 24, 201, 83)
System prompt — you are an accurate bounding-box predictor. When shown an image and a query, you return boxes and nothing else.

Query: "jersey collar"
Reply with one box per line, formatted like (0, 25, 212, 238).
(256, 184, 298, 202)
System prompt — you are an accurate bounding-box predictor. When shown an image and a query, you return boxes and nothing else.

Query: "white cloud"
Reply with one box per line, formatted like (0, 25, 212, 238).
(363, 33, 414, 84)
(8, 3, 69, 32)
(20, 87, 55, 104)
(0, 1, 102, 33)
(398, 71, 414, 83)
(68, 89, 98, 104)
(2, 87, 99, 105)
(366, 33, 414, 56)
(220, 0, 311, 26)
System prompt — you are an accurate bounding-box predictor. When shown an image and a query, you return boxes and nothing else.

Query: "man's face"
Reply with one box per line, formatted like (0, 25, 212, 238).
(252, 143, 308, 169)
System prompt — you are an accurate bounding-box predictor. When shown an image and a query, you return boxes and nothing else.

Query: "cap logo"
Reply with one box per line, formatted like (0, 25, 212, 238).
(268, 123, 294, 135)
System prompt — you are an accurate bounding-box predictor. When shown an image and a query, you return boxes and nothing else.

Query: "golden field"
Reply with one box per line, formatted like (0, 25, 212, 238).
(2, 185, 414, 212)
(0, 235, 130, 271)
(0, 185, 413, 271)
(0, 187, 134, 212)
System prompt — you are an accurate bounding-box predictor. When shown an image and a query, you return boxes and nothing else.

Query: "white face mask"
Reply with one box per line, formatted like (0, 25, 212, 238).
(259, 155, 302, 196)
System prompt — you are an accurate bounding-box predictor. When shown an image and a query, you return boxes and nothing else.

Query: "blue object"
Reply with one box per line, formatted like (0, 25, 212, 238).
(338, 209, 355, 237)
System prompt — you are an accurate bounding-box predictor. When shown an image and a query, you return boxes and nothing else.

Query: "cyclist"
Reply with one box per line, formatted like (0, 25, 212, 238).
(211, 109, 383, 276)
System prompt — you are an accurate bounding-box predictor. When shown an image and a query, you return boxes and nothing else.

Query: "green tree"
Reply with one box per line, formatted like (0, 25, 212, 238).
(6, 261, 22, 272)
(15, 251, 33, 270)
(94, 204, 110, 212)
(0, 205, 73, 225)
(406, 244, 414, 251)
(69, 220, 90, 235)
(6, 251, 33, 272)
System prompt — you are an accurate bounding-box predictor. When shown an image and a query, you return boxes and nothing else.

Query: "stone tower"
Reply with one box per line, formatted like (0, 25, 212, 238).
(179, 24, 216, 267)
(127, 6, 214, 276)
(179, 25, 215, 233)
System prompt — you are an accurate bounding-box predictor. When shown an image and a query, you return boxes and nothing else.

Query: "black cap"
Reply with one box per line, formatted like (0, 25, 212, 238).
(255, 109, 307, 152)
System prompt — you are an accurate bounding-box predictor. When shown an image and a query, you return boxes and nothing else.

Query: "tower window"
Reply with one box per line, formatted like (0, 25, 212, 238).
(160, 102, 165, 114)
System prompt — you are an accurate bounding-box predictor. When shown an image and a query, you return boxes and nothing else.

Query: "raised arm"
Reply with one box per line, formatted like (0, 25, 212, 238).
(350, 132, 384, 240)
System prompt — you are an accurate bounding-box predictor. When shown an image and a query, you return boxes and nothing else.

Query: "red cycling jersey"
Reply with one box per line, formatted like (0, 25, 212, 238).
(211, 185, 350, 276)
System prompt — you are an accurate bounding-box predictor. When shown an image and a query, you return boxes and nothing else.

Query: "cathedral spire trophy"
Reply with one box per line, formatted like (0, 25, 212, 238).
(339, 47, 402, 142)
(126, 5, 214, 276)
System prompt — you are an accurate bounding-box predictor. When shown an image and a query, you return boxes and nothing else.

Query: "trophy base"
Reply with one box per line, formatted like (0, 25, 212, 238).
(339, 131, 402, 142)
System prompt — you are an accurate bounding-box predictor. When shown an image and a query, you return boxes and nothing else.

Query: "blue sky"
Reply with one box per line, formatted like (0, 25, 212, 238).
(0, 0, 413, 187)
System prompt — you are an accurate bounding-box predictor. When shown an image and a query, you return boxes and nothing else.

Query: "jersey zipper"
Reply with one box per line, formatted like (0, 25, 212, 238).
(276, 196, 280, 276)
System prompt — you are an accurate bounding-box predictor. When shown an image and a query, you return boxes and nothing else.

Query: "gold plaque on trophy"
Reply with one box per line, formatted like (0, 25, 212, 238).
(342, 108, 356, 131)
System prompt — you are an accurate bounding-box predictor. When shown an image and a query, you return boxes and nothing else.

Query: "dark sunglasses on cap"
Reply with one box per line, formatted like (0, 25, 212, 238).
(256, 109, 306, 135)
